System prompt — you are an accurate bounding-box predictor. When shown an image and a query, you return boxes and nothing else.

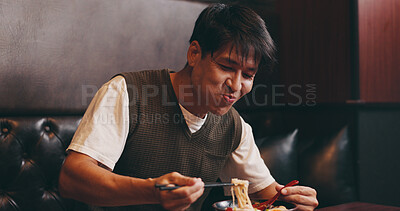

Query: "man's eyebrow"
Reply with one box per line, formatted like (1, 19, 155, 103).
(218, 57, 257, 72)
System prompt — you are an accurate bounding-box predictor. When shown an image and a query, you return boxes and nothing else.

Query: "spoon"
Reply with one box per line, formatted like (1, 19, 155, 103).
(253, 180, 299, 210)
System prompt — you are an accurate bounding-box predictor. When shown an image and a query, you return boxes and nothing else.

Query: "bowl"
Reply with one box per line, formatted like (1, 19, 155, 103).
(212, 200, 296, 211)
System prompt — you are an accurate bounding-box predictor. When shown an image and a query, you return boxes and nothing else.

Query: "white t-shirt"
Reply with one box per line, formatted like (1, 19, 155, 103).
(68, 75, 275, 194)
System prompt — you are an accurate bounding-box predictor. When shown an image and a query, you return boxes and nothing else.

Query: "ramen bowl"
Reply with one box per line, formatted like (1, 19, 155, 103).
(212, 200, 295, 211)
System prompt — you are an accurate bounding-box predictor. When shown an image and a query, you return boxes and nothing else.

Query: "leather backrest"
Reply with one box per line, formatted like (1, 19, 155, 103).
(241, 109, 358, 208)
(298, 126, 357, 207)
(0, 111, 358, 210)
(0, 117, 81, 211)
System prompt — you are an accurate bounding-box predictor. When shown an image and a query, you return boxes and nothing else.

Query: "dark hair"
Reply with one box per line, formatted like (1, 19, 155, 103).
(189, 3, 276, 72)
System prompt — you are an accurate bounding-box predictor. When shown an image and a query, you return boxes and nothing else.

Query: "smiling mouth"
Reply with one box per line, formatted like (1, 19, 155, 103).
(222, 94, 236, 104)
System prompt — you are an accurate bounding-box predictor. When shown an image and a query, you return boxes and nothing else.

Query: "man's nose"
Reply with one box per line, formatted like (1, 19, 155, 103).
(226, 73, 241, 92)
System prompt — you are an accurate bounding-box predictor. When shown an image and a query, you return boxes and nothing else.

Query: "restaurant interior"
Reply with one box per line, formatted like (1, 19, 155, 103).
(0, 0, 399, 210)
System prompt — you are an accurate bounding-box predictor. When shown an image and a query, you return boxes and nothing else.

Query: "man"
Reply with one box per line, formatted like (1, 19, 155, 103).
(59, 3, 318, 211)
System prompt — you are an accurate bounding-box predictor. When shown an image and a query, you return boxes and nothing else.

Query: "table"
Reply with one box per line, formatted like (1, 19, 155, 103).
(317, 202, 400, 211)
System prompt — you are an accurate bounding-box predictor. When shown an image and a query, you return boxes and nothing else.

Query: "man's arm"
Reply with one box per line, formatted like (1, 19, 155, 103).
(59, 151, 155, 206)
(250, 181, 319, 211)
(249, 181, 279, 200)
(59, 151, 204, 210)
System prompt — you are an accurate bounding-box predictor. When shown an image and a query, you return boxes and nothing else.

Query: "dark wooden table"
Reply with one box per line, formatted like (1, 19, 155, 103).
(317, 202, 400, 211)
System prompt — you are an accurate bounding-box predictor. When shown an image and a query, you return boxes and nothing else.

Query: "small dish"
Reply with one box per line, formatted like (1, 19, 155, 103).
(212, 200, 295, 211)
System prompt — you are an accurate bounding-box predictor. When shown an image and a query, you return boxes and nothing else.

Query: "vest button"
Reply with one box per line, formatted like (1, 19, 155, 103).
(44, 126, 51, 132)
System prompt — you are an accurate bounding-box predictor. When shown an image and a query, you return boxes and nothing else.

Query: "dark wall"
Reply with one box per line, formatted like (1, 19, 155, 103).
(0, 0, 206, 114)
(357, 108, 400, 207)
(277, 0, 352, 104)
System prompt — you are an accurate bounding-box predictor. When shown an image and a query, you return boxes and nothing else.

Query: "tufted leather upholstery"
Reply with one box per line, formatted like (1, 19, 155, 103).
(0, 117, 81, 211)
(0, 110, 358, 210)
(203, 109, 358, 209)
(241, 109, 358, 208)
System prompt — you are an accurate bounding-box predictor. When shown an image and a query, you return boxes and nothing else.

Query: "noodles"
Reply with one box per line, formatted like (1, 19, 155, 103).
(228, 178, 287, 211)
(230, 178, 253, 210)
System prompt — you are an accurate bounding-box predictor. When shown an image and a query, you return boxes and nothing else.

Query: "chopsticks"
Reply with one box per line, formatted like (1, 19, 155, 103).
(253, 180, 299, 210)
(155, 182, 236, 190)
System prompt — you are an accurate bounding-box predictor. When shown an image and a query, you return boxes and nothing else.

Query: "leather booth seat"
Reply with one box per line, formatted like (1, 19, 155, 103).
(0, 117, 82, 211)
(241, 109, 358, 207)
(0, 110, 358, 211)
(203, 109, 358, 210)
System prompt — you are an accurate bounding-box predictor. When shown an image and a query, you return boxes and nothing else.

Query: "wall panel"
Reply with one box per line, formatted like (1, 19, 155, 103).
(358, 0, 400, 102)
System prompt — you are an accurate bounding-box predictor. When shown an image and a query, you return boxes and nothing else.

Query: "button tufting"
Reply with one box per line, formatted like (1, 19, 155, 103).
(44, 125, 51, 132)
(0, 116, 82, 211)
(2, 127, 8, 133)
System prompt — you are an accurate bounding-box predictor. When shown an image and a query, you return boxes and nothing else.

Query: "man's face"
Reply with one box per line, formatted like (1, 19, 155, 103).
(189, 44, 258, 116)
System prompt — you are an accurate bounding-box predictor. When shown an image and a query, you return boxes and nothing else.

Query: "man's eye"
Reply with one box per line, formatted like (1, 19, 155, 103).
(219, 64, 234, 71)
(243, 73, 254, 79)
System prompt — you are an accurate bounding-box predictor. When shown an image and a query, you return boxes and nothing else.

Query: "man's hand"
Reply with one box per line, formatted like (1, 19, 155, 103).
(276, 184, 318, 211)
(153, 172, 204, 211)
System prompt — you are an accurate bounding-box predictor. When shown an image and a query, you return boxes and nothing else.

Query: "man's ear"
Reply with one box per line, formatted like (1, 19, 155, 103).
(187, 41, 202, 67)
